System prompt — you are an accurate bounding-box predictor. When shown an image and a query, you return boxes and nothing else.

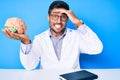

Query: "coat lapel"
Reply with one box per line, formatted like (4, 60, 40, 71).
(45, 31, 59, 62)
(60, 29, 73, 61)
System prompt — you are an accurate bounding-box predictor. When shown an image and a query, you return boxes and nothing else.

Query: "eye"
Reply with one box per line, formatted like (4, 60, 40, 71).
(61, 15, 67, 20)
(61, 15, 66, 19)
(53, 15, 58, 19)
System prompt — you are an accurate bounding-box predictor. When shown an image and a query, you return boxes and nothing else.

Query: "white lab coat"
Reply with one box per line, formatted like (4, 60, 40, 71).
(20, 24, 103, 70)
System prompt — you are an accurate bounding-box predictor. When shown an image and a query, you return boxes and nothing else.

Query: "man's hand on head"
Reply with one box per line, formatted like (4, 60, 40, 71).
(60, 9, 83, 28)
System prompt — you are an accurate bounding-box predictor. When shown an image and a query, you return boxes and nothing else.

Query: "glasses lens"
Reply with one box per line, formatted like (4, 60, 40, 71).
(50, 14, 67, 21)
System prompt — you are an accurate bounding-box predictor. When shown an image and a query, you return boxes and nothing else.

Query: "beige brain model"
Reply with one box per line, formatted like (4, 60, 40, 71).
(4, 17, 27, 34)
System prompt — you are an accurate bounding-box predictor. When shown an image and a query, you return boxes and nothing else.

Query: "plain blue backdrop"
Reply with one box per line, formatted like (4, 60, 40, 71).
(0, 0, 120, 69)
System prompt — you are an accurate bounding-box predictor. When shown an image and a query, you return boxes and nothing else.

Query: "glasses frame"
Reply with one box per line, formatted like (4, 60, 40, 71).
(50, 13, 68, 22)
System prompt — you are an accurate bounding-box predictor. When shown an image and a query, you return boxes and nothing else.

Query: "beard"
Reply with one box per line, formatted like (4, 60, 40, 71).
(50, 23, 66, 34)
(50, 27, 65, 34)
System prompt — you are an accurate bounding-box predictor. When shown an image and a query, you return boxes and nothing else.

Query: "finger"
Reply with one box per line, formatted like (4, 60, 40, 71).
(59, 8, 67, 12)
(5, 29, 18, 39)
(10, 32, 23, 40)
(60, 9, 73, 18)
(2, 29, 11, 38)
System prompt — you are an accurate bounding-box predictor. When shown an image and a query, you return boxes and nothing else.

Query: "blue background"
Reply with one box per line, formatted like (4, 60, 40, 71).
(0, 0, 120, 69)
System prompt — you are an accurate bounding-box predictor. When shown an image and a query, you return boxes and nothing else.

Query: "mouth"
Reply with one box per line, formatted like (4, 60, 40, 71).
(54, 24, 62, 29)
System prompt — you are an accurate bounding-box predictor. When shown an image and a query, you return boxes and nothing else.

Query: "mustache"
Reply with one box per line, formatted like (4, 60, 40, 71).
(54, 23, 62, 25)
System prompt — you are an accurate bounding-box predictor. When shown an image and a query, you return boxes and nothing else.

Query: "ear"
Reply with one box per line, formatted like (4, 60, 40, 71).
(48, 15, 50, 21)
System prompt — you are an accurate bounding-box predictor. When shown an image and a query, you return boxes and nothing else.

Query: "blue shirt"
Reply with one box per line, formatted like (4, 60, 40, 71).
(49, 29, 67, 60)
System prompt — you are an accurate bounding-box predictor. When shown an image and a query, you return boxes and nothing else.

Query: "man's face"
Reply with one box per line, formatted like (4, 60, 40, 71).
(48, 8, 68, 34)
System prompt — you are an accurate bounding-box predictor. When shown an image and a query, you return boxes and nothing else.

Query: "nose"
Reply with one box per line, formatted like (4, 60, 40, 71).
(57, 16, 62, 23)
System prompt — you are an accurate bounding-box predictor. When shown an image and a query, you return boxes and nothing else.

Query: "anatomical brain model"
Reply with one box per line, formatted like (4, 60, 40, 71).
(4, 17, 27, 34)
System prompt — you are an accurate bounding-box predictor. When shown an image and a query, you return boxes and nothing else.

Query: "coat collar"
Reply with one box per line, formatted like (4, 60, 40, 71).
(44, 28, 74, 62)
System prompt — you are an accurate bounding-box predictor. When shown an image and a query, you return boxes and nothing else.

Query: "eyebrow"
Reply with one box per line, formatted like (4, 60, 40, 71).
(51, 12, 60, 14)
(51, 12, 67, 16)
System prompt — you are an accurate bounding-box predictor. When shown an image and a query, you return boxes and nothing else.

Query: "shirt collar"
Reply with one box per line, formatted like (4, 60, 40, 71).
(49, 28, 67, 39)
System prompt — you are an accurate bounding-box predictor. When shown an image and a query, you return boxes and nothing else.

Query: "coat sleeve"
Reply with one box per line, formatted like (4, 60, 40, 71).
(20, 36, 40, 70)
(77, 24, 103, 54)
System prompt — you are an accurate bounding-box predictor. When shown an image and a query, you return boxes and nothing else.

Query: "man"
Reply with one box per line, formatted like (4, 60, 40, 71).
(2, 0, 103, 70)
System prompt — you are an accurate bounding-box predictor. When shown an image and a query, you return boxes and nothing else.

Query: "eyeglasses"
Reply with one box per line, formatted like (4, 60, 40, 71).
(50, 14, 68, 21)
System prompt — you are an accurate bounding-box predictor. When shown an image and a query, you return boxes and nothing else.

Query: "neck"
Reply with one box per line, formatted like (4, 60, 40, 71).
(50, 29, 65, 38)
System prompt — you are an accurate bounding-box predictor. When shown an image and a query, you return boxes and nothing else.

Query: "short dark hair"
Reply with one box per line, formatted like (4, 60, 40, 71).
(48, 0, 69, 14)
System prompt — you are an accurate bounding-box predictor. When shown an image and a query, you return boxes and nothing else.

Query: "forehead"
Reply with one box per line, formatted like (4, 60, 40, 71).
(50, 8, 65, 14)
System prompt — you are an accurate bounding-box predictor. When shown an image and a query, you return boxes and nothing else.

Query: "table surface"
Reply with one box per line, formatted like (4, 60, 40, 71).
(0, 69, 120, 80)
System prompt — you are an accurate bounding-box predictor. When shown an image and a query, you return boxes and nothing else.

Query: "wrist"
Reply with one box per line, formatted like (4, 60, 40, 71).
(21, 40, 31, 44)
(74, 20, 84, 28)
